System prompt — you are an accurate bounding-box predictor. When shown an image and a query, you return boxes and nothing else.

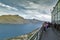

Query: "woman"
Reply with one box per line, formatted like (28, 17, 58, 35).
(43, 22, 48, 32)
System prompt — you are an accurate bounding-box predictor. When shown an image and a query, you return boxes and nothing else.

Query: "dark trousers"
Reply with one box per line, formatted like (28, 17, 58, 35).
(44, 27, 46, 31)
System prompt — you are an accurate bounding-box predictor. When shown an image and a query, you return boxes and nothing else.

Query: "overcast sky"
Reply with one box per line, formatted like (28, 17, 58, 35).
(0, 0, 58, 22)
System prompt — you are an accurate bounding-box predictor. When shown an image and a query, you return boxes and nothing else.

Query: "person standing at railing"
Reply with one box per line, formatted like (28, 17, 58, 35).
(47, 22, 52, 28)
(43, 22, 48, 32)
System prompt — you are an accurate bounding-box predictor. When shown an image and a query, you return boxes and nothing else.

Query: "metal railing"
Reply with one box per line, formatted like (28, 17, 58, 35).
(28, 25, 43, 40)
(7, 25, 44, 40)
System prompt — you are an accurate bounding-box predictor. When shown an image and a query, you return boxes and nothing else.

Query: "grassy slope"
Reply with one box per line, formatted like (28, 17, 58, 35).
(0, 15, 27, 24)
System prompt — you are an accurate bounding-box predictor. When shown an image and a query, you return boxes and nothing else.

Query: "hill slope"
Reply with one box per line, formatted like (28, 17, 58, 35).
(0, 15, 41, 24)
(0, 15, 27, 24)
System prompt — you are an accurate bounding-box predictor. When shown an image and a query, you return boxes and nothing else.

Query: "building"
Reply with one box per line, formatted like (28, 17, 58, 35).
(51, 0, 60, 30)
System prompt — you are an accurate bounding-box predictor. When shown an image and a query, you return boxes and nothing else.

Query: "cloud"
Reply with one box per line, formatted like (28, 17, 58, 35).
(34, 14, 51, 22)
(22, 9, 51, 21)
(0, 11, 18, 16)
(28, 0, 58, 6)
(0, 0, 58, 22)
(25, 1, 47, 9)
(0, 3, 18, 11)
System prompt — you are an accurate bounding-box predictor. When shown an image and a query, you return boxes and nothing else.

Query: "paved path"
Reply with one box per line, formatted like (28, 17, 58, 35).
(41, 27, 60, 40)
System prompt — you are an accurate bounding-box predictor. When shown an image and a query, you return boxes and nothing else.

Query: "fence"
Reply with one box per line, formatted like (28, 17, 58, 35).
(28, 25, 43, 40)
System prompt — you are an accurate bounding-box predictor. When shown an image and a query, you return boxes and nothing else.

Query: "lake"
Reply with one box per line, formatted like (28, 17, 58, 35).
(0, 22, 43, 40)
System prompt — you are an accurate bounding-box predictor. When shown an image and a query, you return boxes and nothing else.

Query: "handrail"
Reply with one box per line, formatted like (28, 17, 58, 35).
(28, 25, 43, 40)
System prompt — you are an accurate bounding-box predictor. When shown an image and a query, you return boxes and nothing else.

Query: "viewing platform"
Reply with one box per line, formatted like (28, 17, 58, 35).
(41, 27, 60, 40)
(7, 25, 60, 40)
(27, 25, 60, 40)
(28, 26, 60, 40)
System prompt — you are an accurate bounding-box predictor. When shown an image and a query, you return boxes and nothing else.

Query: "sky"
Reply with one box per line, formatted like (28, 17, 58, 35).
(0, 0, 58, 22)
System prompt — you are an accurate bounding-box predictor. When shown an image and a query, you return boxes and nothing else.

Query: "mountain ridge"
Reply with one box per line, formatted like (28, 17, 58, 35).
(0, 15, 41, 24)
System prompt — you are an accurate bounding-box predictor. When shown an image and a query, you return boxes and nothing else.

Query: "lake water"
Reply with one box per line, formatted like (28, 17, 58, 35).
(0, 22, 43, 40)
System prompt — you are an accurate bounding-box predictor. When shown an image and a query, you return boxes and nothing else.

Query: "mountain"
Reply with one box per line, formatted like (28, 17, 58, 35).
(25, 19, 41, 23)
(0, 15, 27, 24)
(0, 15, 41, 24)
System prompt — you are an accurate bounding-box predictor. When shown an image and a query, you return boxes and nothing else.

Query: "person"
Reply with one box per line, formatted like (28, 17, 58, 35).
(43, 22, 48, 32)
(47, 22, 51, 28)
(54, 23, 56, 28)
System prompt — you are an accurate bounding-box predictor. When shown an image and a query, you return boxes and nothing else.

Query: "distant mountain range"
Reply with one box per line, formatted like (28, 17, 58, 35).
(0, 15, 42, 24)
